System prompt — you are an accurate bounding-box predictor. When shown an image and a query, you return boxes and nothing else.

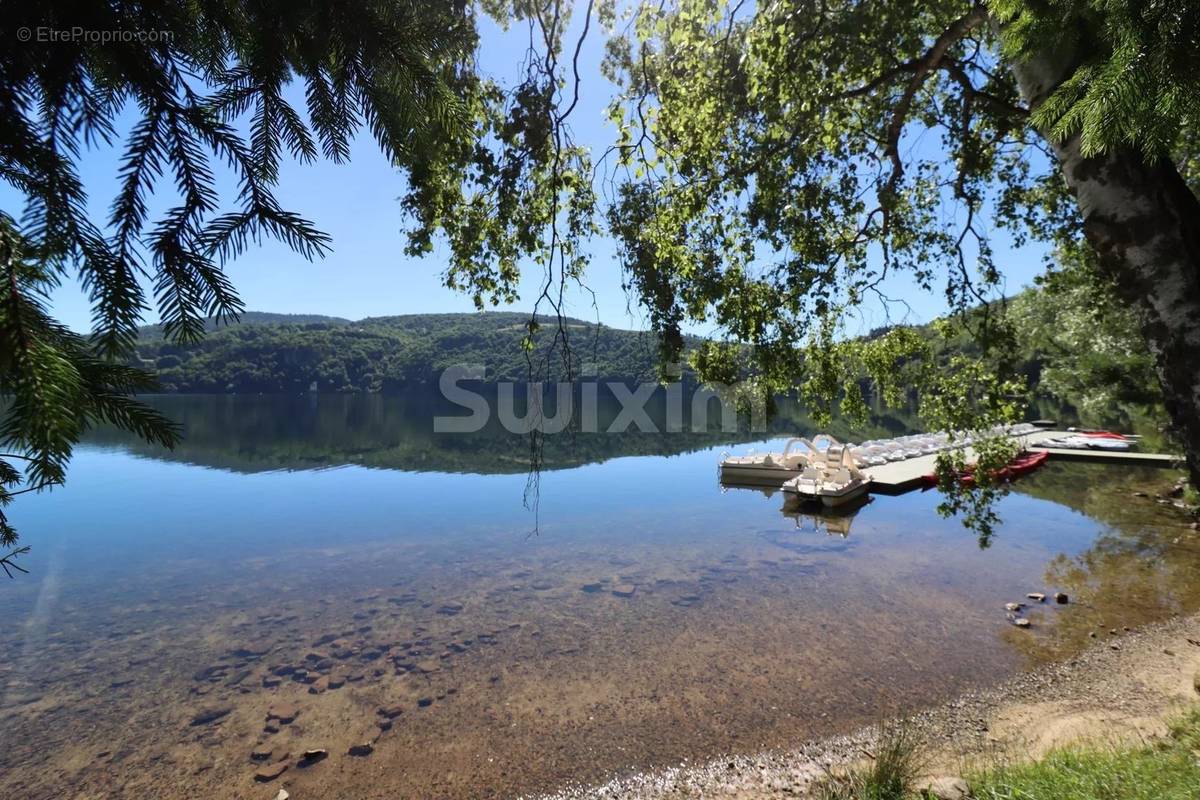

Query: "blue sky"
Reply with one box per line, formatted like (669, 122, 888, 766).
(2, 11, 1051, 337)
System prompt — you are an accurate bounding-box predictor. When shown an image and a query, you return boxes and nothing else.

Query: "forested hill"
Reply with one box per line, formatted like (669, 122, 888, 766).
(135, 312, 676, 393)
(130, 300, 1160, 435)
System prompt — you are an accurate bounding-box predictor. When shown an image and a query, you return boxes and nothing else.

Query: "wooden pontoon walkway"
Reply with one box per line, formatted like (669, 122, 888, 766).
(864, 430, 1183, 495)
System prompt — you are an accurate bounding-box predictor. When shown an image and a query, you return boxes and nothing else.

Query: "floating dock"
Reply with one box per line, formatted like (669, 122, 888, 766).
(864, 430, 1183, 495)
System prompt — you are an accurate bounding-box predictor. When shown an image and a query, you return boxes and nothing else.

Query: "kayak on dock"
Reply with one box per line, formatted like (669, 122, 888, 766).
(1040, 431, 1135, 451)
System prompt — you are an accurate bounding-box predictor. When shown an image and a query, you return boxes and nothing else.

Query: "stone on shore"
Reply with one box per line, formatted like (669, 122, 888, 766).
(1054, 592, 1069, 604)
(1012, 618, 1031, 628)
(919, 776, 970, 800)
(348, 742, 374, 757)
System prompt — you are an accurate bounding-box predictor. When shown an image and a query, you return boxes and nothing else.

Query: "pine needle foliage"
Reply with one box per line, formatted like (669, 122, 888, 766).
(995, 0, 1200, 158)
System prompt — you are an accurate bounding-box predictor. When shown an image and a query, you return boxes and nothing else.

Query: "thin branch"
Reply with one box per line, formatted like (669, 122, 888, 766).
(0, 546, 31, 578)
(883, 3, 990, 190)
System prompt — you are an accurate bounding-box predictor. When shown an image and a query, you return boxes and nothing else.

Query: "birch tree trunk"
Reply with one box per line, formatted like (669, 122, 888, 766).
(1007, 37, 1200, 485)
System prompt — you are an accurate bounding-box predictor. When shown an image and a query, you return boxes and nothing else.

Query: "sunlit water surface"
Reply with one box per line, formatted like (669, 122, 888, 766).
(0, 395, 1195, 799)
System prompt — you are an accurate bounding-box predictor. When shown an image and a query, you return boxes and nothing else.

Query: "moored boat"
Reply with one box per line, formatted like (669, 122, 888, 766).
(719, 437, 815, 485)
(781, 444, 871, 507)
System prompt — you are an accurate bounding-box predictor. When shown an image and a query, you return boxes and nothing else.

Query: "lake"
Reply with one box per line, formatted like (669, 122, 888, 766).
(0, 394, 1196, 799)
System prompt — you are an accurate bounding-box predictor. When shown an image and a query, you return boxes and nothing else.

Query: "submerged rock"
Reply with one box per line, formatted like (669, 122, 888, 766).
(1004, 602, 1022, 612)
(348, 742, 374, 757)
(1012, 618, 1031, 628)
(611, 584, 636, 598)
(1027, 592, 1046, 602)
(301, 748, 327, 762)
(250, 745, 273, 761)
(266, 703, 299, 724)
(1054, 592, 1069, 604)
(253, 761, 289, 782)
(231, 646, 270, 660)
(225, 669, 252, 687)
(377, 704, 404, 719)
(190, 706, 232, 726)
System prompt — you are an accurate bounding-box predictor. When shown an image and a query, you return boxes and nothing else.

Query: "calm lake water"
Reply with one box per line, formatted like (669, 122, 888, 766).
(0, 395, 1196, 799)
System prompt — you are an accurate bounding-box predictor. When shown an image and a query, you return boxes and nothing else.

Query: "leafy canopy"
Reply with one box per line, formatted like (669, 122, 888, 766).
(584, 0, 1196, 536)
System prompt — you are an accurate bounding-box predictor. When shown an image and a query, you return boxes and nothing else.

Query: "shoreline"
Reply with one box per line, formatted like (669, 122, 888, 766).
(531, 611, 1200, 799)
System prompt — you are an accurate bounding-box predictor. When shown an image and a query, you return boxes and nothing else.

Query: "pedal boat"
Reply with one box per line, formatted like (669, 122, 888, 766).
(719, 437, 815, 485)
(781, 444, 872, 508)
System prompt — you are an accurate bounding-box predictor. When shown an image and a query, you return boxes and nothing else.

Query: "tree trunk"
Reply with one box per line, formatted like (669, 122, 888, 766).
(1007, 35, 1200, 486)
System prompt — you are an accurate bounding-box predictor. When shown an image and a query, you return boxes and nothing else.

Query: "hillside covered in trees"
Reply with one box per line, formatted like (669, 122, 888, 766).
(132, 292, 1165, 434)
(135, 312, 678, 393)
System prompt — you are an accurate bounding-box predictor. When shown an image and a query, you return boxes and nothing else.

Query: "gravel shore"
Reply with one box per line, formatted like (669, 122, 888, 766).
(529, 611, 1200, 799)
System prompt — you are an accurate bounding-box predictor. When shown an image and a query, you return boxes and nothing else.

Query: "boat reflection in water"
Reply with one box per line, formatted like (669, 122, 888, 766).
(718, 477, 872, 537)
(780, 493, 872, 537)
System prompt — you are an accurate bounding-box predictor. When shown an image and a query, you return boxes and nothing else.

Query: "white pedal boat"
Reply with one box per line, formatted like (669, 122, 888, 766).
(781, 444, 872, 508)
(719, 435, 841, 486)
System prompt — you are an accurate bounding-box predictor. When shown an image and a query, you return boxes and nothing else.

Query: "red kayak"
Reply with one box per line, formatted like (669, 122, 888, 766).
(921, 450, 1049, 488)
(1067, 428, 1130, 441)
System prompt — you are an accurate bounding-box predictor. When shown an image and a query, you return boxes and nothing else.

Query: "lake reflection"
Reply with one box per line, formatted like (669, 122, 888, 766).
(0, 395, 1193, 800)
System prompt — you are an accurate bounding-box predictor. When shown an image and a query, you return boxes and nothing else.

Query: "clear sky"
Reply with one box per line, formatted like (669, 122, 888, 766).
(2, 10, 1051, 337)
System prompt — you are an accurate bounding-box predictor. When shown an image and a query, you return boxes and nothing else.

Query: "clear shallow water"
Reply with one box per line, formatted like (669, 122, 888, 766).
(0, 396, 1195, 799)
